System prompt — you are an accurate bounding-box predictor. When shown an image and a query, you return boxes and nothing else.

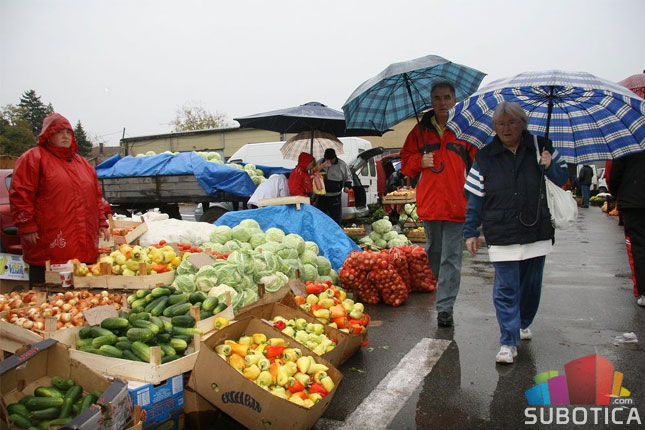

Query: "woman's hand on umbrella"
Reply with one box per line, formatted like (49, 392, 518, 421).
(421, 153, 434, 168)
(465, 237, 479, 255)
(540, 150, 552, 169)
(23, 232, 39, 246)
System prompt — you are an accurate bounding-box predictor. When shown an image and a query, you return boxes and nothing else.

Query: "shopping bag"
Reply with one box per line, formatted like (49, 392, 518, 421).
(533, 136, 578, 229)
(312, 172, 326, 195)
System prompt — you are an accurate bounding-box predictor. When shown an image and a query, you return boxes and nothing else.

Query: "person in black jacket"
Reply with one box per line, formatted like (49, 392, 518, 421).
(578, 164, 594, 207)
(463, 101, 568, 364)
(609, 152, 645, 307)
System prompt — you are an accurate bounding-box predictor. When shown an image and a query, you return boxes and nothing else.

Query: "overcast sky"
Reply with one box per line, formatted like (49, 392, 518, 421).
(1, 0, 643, 147)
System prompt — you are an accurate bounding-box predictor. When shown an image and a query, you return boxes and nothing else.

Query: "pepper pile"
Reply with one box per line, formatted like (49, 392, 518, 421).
(215, 334, 336, 407)
(271, 317, 338, 356)
(338, 246, 437, 306)
(293, 281, 369, 337)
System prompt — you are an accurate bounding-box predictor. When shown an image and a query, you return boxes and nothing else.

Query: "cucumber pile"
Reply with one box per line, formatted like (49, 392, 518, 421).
(76, 286, 228, 363)
(7, 377, 103, 429)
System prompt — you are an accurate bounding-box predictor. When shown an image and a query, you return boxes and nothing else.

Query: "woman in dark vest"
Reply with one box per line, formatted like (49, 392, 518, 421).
(462, 101, 568, 364)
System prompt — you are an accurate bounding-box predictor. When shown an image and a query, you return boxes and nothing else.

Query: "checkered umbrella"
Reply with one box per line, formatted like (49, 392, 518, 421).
(618, 71, 645, 99)
(342, 55, 486, 133)
(280, 130, 344, 161)
(447, 70, 645, 163)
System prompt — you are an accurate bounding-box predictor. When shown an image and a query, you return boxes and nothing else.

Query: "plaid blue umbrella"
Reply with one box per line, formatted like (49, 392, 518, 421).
(342, 55, 486, 133)
(448, 70, 645, 163)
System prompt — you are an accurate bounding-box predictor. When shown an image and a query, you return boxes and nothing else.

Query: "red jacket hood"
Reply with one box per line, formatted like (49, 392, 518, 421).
(38, 113, 78, 153)
(296, 152, 315, 169)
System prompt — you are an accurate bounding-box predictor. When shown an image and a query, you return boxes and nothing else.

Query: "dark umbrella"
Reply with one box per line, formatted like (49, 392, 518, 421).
(234, 102, 382, 155)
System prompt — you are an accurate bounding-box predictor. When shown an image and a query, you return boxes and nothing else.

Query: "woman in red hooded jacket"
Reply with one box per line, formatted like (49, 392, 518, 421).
(288, 152, 315, 197)
(10, 113, 110, 285)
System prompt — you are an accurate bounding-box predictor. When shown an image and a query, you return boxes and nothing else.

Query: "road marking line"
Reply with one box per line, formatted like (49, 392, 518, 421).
(320, 337, 451, 430)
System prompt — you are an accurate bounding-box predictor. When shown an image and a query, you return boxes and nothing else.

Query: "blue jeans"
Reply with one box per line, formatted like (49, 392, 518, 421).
(492, 256, 546, 346)
(581, 185, 590, 207)
(423, 220, 464, 313)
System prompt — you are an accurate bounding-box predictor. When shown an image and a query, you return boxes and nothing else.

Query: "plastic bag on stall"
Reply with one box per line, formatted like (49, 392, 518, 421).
(139, 219, 217, 246)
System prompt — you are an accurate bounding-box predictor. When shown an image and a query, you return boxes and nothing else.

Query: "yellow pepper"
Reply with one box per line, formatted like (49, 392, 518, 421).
(244, 353, 263, 366)
(257, 358, 271, 372)
(288, 395, 305, 406)
(294, 372, 310, 386)
(282, 348, 298, 362)
(228, 353, 245, 372)
(268, 337, 288, 346)
(284, 361, 298, 377)
(303, 399, 315, 408)
(243, 364, 261, 381)
(214, 317, 229, 330)
(256, 371, 272, 388)
(252, 333, 267, 344)
(270, 386, 288, 399)
(296, 356, 311, 374)
(229, 343, 249, 358)
(313, 309, 330, 320)
(320, 376, 335, 393)
(308, 393, 323, 404)
(214, 344, 231, 356)
(307, 362, 329, 375)
(276, 366, 289, 387)
(313, 371, 328, 384)
(238, 336, 253, 346)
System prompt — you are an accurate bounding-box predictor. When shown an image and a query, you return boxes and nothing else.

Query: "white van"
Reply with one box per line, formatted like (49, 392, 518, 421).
(229, 137, 383, 220)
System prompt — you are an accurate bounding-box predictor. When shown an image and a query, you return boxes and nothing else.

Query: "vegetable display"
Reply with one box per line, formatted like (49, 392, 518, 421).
(270, 317, 338, 356)
(6, 377, 103, 429)
(339, 246, 437, 306)
(358, 217, 411, 249)
(293, 281, 370, 338)
(76, 286, 228, 362)
(0, 291, 41, 312)
(214, 334, 336, 407)
(1, 291, 124, 331)
(74, 244, 183, 277)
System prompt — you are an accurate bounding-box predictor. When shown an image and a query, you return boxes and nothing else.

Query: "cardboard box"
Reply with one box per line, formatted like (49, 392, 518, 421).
(189, 317, 342, 430)
(0, 280, 29, 294)
(0, 338, 132, 430)
(280, 292, 367, 365)
(128, 375, 184, 429)
(235, 302, 348, 367)
(184, 387, 218, 430)
(0, 254, 28, 281)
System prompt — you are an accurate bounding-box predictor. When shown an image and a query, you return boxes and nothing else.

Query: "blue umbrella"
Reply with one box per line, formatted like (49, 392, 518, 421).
(447, 70, 645, 163)
(342, 54, 485, 172)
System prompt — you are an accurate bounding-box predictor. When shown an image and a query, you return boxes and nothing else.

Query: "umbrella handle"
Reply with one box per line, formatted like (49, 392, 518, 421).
(430, 161, 445, 173)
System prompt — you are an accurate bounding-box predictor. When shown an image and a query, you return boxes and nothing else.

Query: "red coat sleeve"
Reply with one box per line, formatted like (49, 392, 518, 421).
(90, 165, 109, 229)
(400, 126, 423, 178)
(9, 149, 41, 235)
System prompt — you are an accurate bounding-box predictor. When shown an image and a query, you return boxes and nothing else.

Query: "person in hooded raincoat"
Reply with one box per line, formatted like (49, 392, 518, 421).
(288, 152, 315, 197)
(10, 113, 110, 285)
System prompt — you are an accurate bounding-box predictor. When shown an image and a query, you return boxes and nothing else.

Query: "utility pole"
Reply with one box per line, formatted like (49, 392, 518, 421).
(121, 127, 127, 155)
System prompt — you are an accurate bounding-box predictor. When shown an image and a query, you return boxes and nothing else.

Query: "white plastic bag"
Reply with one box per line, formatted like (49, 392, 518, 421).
(533, 136, 578, 230)
(139, 219, 216, 246)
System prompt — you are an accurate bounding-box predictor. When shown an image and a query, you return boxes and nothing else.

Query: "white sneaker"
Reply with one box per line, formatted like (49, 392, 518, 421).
(520, 328, 533, 340)
(496, 345, 517, 364)
(638, 296, 645, 307)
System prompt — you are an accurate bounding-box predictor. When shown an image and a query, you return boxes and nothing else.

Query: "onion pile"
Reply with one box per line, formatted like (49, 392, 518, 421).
(0, 291, 41, 312)
(0, 290, 124, 331)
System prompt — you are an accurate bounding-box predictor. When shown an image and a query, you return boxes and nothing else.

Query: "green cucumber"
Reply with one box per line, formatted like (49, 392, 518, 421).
(99, 345, 124, 358)
(131, 341, 151, 362)
(79, 394, 96, 413)
(172, 334, 191, 344)
(172, 326, 202, 336)
(199, 310, 212, 320)
(119, 310, 130, 319)
(136, 289, 151, 298)
(130, 298, 147, 309)
(100, 317, 129, 330)
(50, 376, 74, 392)
(151, 287, 172, 297)
(91, 334, 118, 348)
(76, 338, 94, 348)
(171, 315, 195, 328)
(115, 340, 133, 350)
(31, 407, 60, 420)
(167, 293, 189, 306)
(150, 296, 169, 317)
(78, 326, 92, 339)
(19, 395, 34, 405)
(7, 403, 30, 417)
(169, 338, 188, 353)
(127, 294, 138, 304)
(132, 319, 160, 335)
(213, 303, 228, 314)
(161, 354, 181, 364)
(38, 418, 71, 429)
(122, 349, 143, 362)
(131, 306, 145, 314)
(162, 319, 173, 333)
(24, 397, 64, 411)
(89, 326, 114, 338)
(189, 291, 207, 304)
(9, 414, 33, 429)
(126, 327, 155, 342)
(79, 345, 101, 354)
(157, 333, 172, 343)
(159, 344, 176, 357)
(170, 303, 192, 316)
(128, 312, 150, 324)
(34, 387, 63, 398)
(201, 297, 219, 312)
(150, 316, 165, 331)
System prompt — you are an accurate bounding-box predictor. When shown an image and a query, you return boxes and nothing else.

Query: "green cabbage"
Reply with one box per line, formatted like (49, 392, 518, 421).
(209, 242, 229, 254)
(252, 176, 262, 185)
(388, 238, 408, 248)
(208, 284, 237, 305)
(172, 274, 196, 292)
(372, 217, 393, 234)
(300, 250, 318, 265)
(242, 290, 259, 307)
(375, 239, 388, 248)
(316, 256, 331, 276)
(176, 259, 198, 276)
(249, 233, 266, 249)
(194, 266, 220, 291)
(240, 242, 252, 251)
(255, 241, 280, 254)
(225, 240, 242, 251)
(329, 269, 339, 285)
(317, 275, 333, 283)
(210, 225, 232, 244)
(369, 231, 382, 242)
(359, 237, 374, 245)
(284, 233, 305, 255)
(277, 244, 299, 260)
(260, 272, 288, 293)
(302, 264, 318, 282)
(199, 241, 216, 250)
(282, 258, 303, 279)
(265, 228, 285, 243)
(231, 225, 252, 243)
(304, 241, 319, 255)
(382, 231, 398, 241)
(227, 250, 255, 275)
(244, 163, 256, 172)
(239, 219, 261, 231)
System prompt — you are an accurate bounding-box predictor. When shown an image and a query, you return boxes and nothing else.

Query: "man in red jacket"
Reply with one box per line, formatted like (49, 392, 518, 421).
(401, 82, 476, 327)
(10, 113, 109, 285)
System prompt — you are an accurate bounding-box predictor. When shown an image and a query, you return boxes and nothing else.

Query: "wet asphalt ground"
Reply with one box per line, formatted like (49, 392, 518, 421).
(182, 205, 644, 429)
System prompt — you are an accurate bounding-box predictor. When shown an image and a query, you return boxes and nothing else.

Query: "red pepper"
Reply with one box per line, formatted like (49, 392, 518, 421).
(309, 383, 328, 397)
(265, 345, 285, 359)
(359, 314, 371, 326)
(349, 324, 364, 335)
(310, 304, 324, 311)
(294, 296, 306, 305)
(332, 316, 349, 329)
(361, 337, 369, 347)
(287, 380, 305, 393)
(159, 240, 167, 246)
(273, 320, 287, 331)
(306, 283, 325, 295)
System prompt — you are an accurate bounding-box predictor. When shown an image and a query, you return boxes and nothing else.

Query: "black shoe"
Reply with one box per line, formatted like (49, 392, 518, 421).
(437, 311, 453, 327)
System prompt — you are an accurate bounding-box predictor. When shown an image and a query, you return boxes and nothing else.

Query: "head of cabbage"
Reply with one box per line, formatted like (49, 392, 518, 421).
(172, 274, 196, 292)
(299, 250, 318, 266)
(316, 256, 331, 276)
(231, 225, 252, 243)
(304, 241, 319, 255)
(210, 225, 232, 245)
(372, 217, 393, 234)
(302, 263, 318, 282)
(265, 227, 285, 243)
(239, 218, 261, 231)
(176, 259, 198, 276)
(284, 233, 305, 255)
(249, 233, 266, 249)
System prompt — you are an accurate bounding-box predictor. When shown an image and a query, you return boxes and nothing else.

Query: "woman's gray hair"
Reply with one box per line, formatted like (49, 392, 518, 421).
(492, 101, 529, 130)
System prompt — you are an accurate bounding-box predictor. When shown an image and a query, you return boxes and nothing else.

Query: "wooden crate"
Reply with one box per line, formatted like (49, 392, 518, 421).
(343, 225, 366, 237)
(257, 196, 310, 210)
(382, 194, 416, 204)
(44, 261, 74, 285)
(109, 217, 148, 245)
(407, 230, 426, 243)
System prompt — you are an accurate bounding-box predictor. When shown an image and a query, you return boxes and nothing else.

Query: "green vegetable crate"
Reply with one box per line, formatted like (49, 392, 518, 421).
(0, 338, 133, 430)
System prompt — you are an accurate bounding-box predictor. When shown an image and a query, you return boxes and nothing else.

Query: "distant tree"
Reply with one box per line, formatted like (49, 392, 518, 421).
(74, 121, 93, 157)
(18, 90, 53, 136)
(171, 102, 230, 132)
(0, 104, 36, 156)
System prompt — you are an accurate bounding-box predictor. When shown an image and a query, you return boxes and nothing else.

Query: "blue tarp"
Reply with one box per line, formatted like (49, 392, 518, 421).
(215, 204, 359, 271)
(96, 152, 258, 197)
